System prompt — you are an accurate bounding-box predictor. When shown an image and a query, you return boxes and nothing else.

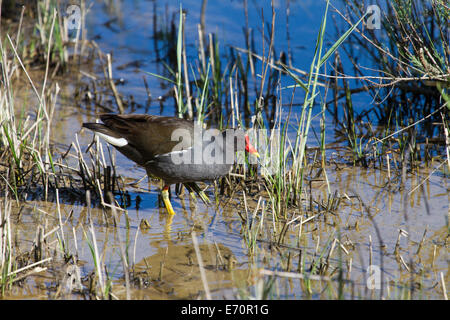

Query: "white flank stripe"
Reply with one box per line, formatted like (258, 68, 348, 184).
(155, 146, 192, 158)
(95, 132, 128, 147)
(155, 147, 192, 158)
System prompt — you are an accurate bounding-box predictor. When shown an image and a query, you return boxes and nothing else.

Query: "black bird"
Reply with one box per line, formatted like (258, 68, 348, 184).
(82, 114, 259, 214)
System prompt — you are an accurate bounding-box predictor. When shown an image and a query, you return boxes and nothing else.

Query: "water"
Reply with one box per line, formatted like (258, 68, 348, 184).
(3, 0, 448, 299)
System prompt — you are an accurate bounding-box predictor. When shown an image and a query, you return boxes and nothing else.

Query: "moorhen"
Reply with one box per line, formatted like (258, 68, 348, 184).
(82, 114, 259, 215)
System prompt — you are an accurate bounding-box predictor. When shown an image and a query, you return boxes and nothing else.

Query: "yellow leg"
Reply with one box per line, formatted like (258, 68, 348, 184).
(198, 190, 211, 204)
(162, 185, 176, 215)
(185, 182, 210, 205)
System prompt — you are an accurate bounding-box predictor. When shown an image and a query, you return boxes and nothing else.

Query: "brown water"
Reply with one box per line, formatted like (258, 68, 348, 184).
(3, 159, 448, 299)
(2, 65, 449, 300)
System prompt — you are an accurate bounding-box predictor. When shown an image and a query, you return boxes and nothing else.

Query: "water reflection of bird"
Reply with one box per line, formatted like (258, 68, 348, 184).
(83, 114, 259, 215)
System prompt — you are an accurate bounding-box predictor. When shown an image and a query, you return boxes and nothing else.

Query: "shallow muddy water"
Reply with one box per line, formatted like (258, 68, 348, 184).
(1, 0, 448, 300)
(3, 164, 448, 299)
